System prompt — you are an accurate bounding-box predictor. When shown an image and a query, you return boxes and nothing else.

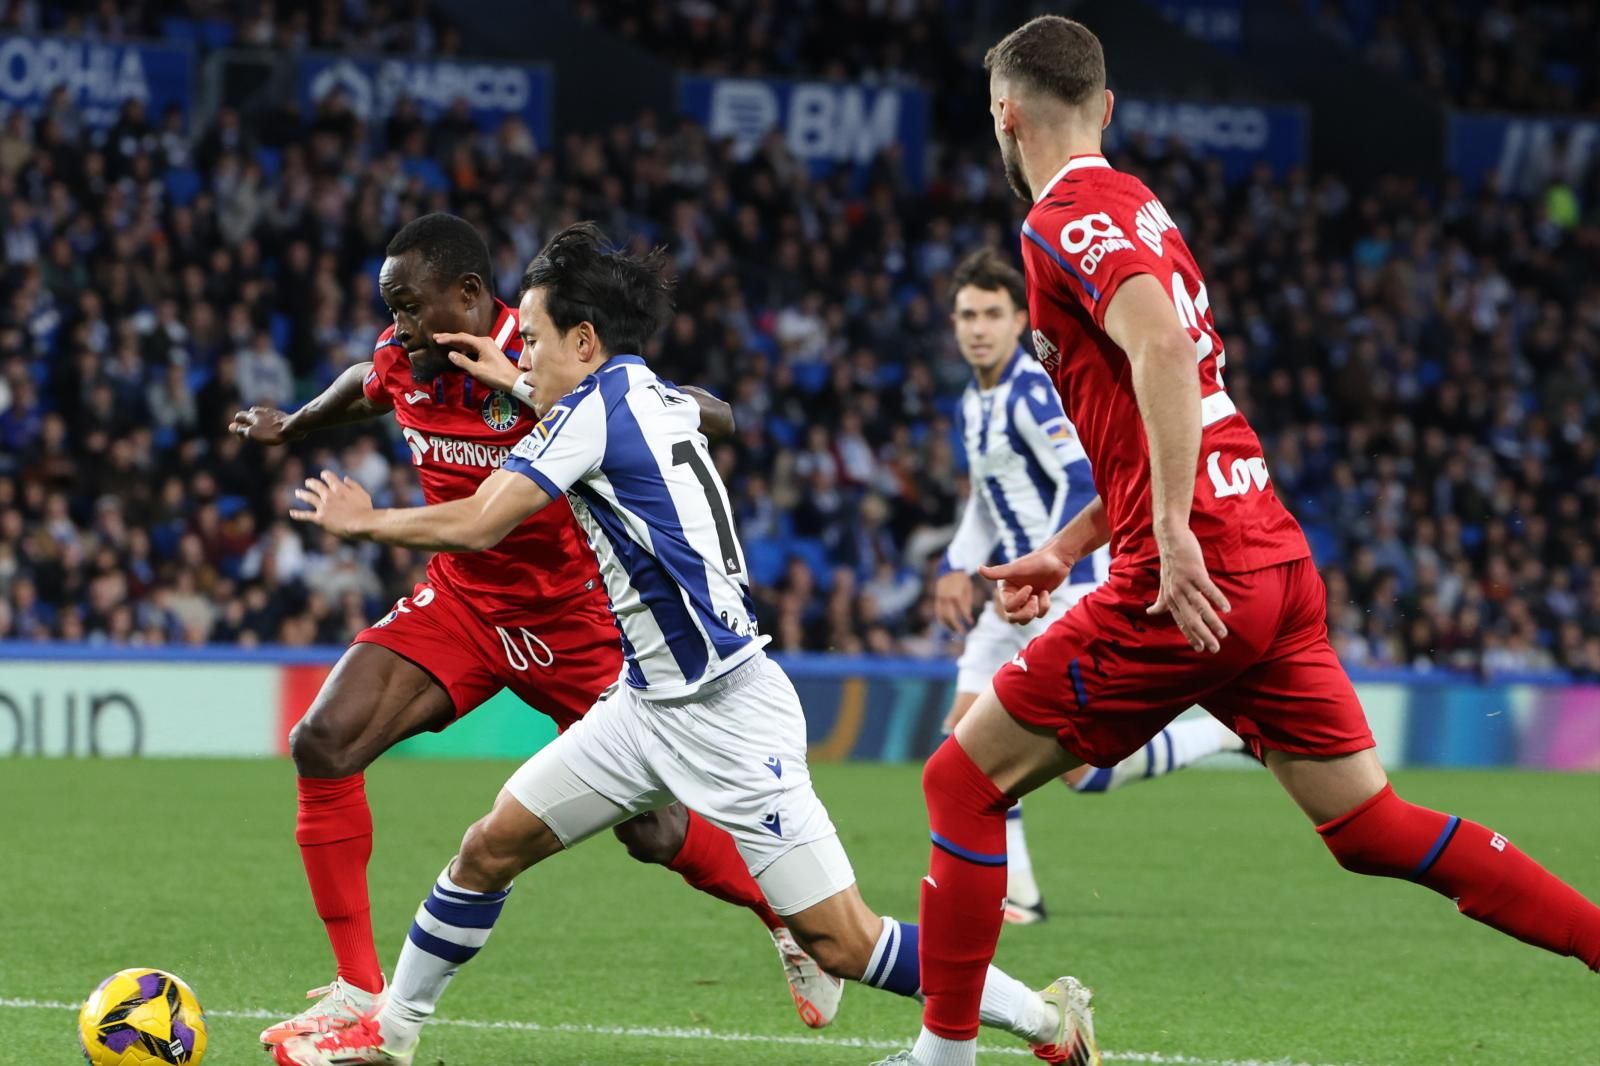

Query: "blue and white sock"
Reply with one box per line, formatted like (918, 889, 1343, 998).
(1004, 802, 1041, 908)
(1072, 717, 1242, 793)
(863, 918, 1052, 1043)
(381, 866, 511, 1047)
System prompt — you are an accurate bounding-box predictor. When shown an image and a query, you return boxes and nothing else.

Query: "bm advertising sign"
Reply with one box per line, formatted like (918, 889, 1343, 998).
(678, 75, 930, 189)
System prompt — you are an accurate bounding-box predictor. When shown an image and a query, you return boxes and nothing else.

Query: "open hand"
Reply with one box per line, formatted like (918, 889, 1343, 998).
(229, 406, 298, 446)
(435, 331, 523, 394)
(980, 545, 1075, 625)
(1149, 524, 1231, 653)
(290, 471, 374, 538)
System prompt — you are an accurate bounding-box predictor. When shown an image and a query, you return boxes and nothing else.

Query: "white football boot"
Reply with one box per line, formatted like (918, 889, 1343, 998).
(270, 1012, 414, 1066)
(259, 977, 385, 1047)
(869, 1053, 924, 1065)
(772, 926, 844, 1028)
(1030, 975, 1100, 1065)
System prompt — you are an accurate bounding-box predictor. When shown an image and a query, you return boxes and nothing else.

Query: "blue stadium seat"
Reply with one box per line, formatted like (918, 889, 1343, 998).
(255, 147, 282, 184)
(164, 168, 202, 207)
(744, 537, 788, 588)
(790, 361, 829, 394)
(216, 495, 250, 520)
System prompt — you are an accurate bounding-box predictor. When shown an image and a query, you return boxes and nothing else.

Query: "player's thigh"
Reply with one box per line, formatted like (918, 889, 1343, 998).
(1200, 560, 1377, 765)
(505, 683, 673, 849)
(497, 594, 626, 731)
(1265, 748, 1389, 825)
(942, 690, 980, 735)
(291, 636, 468, 777)
(987, 572, 1213, 777)
(611, 803, 689, 865)
(952, 685, 1082, 797)
(454, 785, 571, 889)
(646, 658, 854, 911)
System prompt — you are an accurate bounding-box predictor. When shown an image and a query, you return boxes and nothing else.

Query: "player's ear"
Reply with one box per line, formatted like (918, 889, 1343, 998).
(459, 272, 483, 310)
(1101, 89, 1115, 132)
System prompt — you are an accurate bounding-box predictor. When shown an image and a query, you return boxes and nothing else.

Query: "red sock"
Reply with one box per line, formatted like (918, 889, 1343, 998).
(296, 774, 384, 993)
(668, 810, 784, 932)
(1319, 784, 1600, 970)
(920, 738, 1013, 1041)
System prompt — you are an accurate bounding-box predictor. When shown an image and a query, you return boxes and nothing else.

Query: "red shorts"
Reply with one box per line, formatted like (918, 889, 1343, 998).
(992, 556, 1374, 766)
(354, 580, 623, 733)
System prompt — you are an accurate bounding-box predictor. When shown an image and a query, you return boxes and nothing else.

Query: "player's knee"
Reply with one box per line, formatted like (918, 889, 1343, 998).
(613, 808, 687, 866)
(455, 816, 527, 891)
(922, 737, 1010, 816)
(1316, 784, 1418, 878)
(288, 709, 369, 779)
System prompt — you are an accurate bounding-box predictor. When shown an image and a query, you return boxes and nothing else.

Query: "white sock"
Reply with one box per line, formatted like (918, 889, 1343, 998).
(979, 964, 1054, 1042)
(1072, 717, 1242, 793)
(1004, 803, 1040, 907)
(381, 866, 512, 1048)
(912, 1027, 978, 1066)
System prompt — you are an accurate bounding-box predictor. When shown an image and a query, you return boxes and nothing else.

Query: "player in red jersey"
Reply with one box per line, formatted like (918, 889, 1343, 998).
(878, 18, 1600, 1066)
(231, 214, 842, 1045)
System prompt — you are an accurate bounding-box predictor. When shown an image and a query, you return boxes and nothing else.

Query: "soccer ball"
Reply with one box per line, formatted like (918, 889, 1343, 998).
(78, 969, 208, 1065)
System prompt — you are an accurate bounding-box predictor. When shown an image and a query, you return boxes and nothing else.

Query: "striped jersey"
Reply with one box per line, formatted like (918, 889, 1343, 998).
(942, 348, 1109, 588)
(503, 356, 764, 699)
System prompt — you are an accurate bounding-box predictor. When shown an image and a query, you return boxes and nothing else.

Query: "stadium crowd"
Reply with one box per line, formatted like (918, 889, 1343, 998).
(0, 13, 1597, 681)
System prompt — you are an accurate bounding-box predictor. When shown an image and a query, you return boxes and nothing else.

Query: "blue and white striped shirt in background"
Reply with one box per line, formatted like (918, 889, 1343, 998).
(942, 348, 1109, 589)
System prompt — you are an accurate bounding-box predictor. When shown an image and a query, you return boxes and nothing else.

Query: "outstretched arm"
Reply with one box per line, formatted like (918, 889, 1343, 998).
(290, 468, 551, 552)
(441, 332, 737, 441)
(980, 497, 1110, 623)
(230, 361, 386, 445)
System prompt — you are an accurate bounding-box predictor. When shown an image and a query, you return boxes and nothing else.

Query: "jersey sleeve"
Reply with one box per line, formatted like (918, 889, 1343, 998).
(1022, 192, 1164, 330)
(940, 490, 999, 575)
(502, 385, 605, 499)
(362, 333, 402, 409)
(1010, 377, 1097, 534)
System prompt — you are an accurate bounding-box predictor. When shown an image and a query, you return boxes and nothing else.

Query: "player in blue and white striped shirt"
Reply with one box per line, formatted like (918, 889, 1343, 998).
(278, 225, 1094, 1066)
(933, 250, 1243, 926)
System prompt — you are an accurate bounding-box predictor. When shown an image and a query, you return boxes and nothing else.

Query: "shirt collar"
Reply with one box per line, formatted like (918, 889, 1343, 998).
(1035, 153, 1111, 202)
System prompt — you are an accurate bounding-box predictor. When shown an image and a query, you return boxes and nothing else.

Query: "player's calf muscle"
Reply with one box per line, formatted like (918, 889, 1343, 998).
(782, 888, 882, 980)
(453, 793, 563, 892)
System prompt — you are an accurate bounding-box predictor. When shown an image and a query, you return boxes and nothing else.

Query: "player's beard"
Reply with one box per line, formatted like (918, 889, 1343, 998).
(999, 135, 1031, 202)
(408, 350, 451, 382)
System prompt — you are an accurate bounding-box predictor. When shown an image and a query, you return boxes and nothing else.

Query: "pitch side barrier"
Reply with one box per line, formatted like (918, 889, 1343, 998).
(0, 642, 1592, 767)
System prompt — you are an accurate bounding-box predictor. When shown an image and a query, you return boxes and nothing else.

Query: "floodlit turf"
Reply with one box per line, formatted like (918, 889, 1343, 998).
(5, 758, 1597, 1065)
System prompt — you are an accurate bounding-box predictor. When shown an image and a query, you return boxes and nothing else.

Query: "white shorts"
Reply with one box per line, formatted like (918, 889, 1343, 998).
(954, 587, 1094, 695)
(504, 654, 855, 916)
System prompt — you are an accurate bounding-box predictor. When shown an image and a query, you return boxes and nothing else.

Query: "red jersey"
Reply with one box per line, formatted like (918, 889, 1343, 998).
(361, 300, 599, 619)
(1019, 154, 1308, 575)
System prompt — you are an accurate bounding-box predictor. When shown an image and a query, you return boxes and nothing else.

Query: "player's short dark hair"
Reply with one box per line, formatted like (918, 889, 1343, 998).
(385, 212, 493, 288)
(984, 15, 1105, 108)
(520, 222, 674, 356)
(949, 247, 1027, 312)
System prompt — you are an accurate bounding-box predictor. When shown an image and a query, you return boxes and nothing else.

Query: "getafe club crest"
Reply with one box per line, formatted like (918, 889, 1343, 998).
(1032, 328, 1060, 370)
(481, 390, 520, 431)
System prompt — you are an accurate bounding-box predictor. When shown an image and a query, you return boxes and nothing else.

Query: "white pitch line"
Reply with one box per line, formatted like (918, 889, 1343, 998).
(2, 996, 1354, 1066)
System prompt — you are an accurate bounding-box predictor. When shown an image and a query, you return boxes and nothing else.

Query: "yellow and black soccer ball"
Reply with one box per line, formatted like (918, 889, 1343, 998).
(78, 969, 207, 1065)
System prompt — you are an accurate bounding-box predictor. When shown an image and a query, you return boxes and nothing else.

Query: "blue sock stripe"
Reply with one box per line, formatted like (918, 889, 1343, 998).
(882, 922, 921, 997)
(1161, 727, 1175, 773)
(424, 892, 505, 930)
(1076, 766, 1114, 793)
(865, 922, 897, 987)
(407, 922, 479, 965)
(1408, 816, 1461, 881)
(1006, 805, 1024, 821)
(1142, 739, 1157, 777)
(930, 831, 1007, 866)
(432, 882, 510, 904)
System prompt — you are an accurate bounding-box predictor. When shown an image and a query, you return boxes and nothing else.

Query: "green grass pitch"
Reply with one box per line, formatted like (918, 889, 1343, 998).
(5, 758, 1597, 1065)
